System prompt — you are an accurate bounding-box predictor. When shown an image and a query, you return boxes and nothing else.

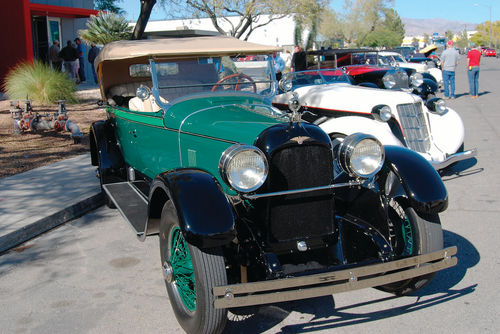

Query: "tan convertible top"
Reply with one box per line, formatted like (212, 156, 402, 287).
(95, 36, 280, 100)
(96, 36, 281, 65)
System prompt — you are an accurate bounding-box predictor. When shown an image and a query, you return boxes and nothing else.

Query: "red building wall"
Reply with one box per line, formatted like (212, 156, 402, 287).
(0, 0, 99, 88)
(0, 0, 33, 86)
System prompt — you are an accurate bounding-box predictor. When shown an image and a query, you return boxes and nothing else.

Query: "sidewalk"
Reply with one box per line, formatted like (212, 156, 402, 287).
(0, 154, 103, 253)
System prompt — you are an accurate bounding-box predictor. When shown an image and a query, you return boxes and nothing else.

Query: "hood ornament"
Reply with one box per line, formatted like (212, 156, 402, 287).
(288, 91, 302, 123)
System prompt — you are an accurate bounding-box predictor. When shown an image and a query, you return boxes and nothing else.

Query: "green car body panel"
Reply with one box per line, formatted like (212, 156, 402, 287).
(108, 94, 285, 194)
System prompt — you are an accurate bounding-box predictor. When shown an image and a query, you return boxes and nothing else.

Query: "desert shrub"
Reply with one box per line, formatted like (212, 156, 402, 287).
(4, 61, 78, 105)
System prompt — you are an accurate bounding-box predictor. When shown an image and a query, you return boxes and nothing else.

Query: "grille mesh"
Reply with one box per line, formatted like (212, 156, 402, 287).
(265, 144, 335, 242)
(396, 102, 431, 153)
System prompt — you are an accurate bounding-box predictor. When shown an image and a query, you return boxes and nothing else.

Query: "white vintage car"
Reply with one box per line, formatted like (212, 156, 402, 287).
(379, 51, 443, 86)
(273, 69, 476, 170)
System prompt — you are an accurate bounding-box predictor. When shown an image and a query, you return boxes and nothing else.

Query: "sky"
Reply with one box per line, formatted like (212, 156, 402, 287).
(119, 0, 499, 25)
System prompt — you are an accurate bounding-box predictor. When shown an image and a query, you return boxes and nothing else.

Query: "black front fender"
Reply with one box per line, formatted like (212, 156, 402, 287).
(152, 169, 235, 249)
(383, 146, 448, 213)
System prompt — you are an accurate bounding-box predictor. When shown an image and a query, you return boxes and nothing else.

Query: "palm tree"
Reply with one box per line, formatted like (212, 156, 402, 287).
(79, 12, 132, 45)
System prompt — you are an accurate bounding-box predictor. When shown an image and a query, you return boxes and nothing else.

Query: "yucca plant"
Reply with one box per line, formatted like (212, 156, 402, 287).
(79, 12, 132, 45)
(4, 61, 78, 105)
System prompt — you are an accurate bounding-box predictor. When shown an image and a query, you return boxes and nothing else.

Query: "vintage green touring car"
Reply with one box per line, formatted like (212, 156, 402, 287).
(90, 36, 457, 334)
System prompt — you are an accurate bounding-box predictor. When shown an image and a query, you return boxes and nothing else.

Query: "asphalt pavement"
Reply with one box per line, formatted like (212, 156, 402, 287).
(0, 56, 499, 333)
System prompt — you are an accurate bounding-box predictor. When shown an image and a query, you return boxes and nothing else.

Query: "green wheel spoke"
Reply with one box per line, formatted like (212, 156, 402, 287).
(169, 226, 197, 311)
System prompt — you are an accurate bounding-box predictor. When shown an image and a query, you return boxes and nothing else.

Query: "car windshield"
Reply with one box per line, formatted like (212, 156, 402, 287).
(391, 54, 406, 62)
(284, 69, 350, 88)
(148, 55, 275, 102)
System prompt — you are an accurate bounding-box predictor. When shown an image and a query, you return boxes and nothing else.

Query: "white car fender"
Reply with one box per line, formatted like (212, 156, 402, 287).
(426, 107, 464, 154)
(428, 68, 443, 85)
(318, 116, 404, 147)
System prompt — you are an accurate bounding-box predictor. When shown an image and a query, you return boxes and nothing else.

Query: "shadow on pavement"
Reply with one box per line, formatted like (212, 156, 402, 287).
(440, 158, 483, 180)
(223, 229, 479, 333)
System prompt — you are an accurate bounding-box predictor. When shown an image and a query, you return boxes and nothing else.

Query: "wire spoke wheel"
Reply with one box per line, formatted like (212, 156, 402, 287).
(377, 199, 443, 295)
(159, 201, 228, 334)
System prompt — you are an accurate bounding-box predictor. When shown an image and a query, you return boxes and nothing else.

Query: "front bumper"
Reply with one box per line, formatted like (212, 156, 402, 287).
(213, 246, 457, 308)
(430, 148, 478, 170)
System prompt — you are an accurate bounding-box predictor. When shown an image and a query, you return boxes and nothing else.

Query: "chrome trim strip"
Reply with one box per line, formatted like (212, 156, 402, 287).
(430, 148, 478, 170)
(243, 181, 364, 199)
(213, 246, 457, 308)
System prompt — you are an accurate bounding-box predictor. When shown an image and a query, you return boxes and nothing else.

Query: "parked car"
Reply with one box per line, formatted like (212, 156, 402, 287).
(305, 49, 439, 100)
(273, 69, 477, 170)
(90, 37, 457, 334)
(483, 48, 497, 57)
(378, 51, 443, 87)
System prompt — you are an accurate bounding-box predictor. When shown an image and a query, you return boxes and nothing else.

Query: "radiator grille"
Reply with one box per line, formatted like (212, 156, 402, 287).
(396, 102, 431, 153)
(265, 144, 335, 242)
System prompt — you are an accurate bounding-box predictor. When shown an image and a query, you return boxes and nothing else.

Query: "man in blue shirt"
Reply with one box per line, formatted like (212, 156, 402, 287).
(273, 52, 285, 81)
(74, 38, 86, 83)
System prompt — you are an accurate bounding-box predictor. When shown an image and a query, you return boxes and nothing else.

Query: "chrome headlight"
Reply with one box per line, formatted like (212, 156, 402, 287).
(426, 98, 447, 115)
(382, 73, 396, 89)
(279, 77, 293, 92)
(219, 144, 268, 192)
(338, 133, 385, 178)
(410, 72, 424, 87)
(372, 105, 392, 122)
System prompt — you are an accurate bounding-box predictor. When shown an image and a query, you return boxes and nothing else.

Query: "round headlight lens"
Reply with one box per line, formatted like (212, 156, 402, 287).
(136, 85, 151, 101)
(382, 73, 396, 89)
(279, 77, 293, 92)
(372, 105, 392, 122)
(410, 72, 424, 87)
(338, 133, 385, 178)
(219, 145, 268, 192)
(426, 98, 447, 115)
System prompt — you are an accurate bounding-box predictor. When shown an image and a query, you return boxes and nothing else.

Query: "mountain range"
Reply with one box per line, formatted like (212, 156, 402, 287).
(402, 18, 477, 36)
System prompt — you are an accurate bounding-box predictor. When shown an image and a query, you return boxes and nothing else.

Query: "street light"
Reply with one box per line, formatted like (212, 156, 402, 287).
(474, 3, 492, 48)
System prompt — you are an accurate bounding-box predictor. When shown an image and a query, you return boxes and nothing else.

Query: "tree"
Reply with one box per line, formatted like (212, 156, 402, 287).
(79, 12, 132, 45)
(455, 29, 469, 50)
(95, 0, 125, 14)
(471, 20, 500, 48)
(445, 30, 454, 42)
(132, 0, 157, 40)
(161, 0, 326, 41)
(362, 8, 404, 47)
(318, 0, 399, 47)
(317, 9, 344, 47)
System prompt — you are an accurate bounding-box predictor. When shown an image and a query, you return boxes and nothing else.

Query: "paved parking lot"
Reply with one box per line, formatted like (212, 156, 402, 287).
(0, 56, 499, 333)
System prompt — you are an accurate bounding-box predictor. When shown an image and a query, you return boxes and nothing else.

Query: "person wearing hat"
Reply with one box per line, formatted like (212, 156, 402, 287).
(440, 40, 459, 99)
(74, 37, 86, 83)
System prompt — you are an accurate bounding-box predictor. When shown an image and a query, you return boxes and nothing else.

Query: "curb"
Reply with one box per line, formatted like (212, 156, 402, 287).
(0, 193, 104, 253)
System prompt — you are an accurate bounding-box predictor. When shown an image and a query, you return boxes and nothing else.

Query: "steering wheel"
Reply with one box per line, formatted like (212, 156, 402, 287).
(211, 73, 257, 92)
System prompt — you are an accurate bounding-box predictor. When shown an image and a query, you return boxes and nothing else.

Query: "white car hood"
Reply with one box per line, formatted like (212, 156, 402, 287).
(274, 83, 420, 114)
(398, 62, 427, 72)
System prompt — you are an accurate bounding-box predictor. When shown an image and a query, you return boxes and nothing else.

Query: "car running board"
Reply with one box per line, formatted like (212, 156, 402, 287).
(103, 182, 148, 237)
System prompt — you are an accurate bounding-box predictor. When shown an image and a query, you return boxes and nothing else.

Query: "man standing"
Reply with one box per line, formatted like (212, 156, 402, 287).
(273, 52, 285, 81)
(291, 45, 307, 72)
(74, 38, 86, 83)
(88, 43, 100, 84)
(440, 40, 459, 99)
(467, 46, 481, 99)
(49, 40, 62, 71)
(58, 40, 78, 80)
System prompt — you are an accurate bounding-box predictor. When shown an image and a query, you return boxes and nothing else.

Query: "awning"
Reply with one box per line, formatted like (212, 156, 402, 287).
(29, 3, 100, 18)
